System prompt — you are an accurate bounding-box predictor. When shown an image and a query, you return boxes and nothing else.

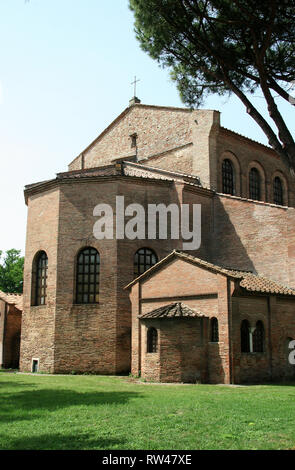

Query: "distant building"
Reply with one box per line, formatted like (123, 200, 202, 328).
(0, 291, 22, 369)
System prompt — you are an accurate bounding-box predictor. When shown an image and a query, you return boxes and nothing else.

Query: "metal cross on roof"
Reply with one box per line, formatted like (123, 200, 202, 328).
(131, 76, 140, 97)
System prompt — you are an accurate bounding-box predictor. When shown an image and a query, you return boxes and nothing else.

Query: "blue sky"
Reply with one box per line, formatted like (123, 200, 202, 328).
(0, 0, 294, 254)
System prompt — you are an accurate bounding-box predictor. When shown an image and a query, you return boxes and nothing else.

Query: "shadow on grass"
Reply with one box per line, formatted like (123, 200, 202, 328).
(0, 432, 125, 450)
(0, 388, 140, 424)
(0, 380, 36, 388)
(238, 381, 295, 387)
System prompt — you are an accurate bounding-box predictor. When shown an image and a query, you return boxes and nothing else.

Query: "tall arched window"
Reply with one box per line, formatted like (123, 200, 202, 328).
(210, 317, 219, 342)
(147, 327, 158, 353)
(253, 321, 264, 353)
(76, 247, 100, 304)
(249, 168, 261, 200)
(34, 251, 48, 306)
(241, 320, 250, 353)
(273, 176, 284, 205)
(134, 248, 158, 277)
(222, 159, 235, 195)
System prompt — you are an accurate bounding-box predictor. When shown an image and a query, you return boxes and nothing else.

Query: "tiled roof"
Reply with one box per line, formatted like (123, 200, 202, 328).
(139, 302, 205, 319)
(56, 164, 118, 180)
(55, 161, 202, 185)
(125, 250, 295, 297)
(25, 161, 205, 197)
(0, 291, 23, 310)
(239, 274, 295, 296)
(123, 161, 201, 185)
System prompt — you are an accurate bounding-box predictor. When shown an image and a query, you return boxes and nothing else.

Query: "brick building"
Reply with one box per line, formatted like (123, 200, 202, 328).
(0, 291, 22, 369)
(19, 99, 295, 383)
(126, 251, 295, 384)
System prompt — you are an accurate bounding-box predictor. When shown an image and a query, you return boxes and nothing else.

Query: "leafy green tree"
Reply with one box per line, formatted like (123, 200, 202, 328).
(129, 0, 295, 171)
(0, 249, 24, 294)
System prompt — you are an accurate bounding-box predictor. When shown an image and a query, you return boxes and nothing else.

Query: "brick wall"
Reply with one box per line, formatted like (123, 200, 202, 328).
(20, 187, 60, 373)
(216, 130, 295, 205)
(269, 297, 295, 381)
(68, 104, 193, 172)
(212, 194, 295, 287)
(2, 305, 21, 369)
(140, 317, 208, 383)
(231, 296, 271, 383)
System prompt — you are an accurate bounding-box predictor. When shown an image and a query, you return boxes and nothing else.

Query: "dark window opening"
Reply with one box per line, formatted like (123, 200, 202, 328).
(130, 133, 137, 148)
(210, 317, 219, 342)
(249, 168, 261, 200)
(35, 251, 48, 306)
(253, 321, 264, 353)
(147, 327, 158, 353)
(32, 359, 39, 373)
(134, 248, 158, 277)
(241, 320, 250, 353)
(222, 159, 235, 195)
(273, 176, 284, 205)
(76, 247, 100, 304)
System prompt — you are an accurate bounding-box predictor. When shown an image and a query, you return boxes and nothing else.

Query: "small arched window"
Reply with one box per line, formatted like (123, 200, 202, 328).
(33, 251, 48, 306)
(249, 168, 260, 201)
(76, 247, 100, 304)
(210, 317, 219, 342)
(286, 337, 295, 375)
(273, 176, 284, 205)
(253, 321, 264, 353)
(241, 320, 250, 353)
(222, 159, 235, 195)
(134, 248, 158, 277)
(147, 327, 158, 353)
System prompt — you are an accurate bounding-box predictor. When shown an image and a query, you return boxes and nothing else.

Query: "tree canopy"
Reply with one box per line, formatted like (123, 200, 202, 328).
(0, 249, 24, 294)
(129, 0, 295, 171)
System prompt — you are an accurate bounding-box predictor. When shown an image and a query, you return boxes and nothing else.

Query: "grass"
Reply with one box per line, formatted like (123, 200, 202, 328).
(0, 371, 295, 450)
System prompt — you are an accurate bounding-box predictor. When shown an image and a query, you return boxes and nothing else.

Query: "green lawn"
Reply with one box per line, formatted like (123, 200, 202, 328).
(0, 371, 295, 450)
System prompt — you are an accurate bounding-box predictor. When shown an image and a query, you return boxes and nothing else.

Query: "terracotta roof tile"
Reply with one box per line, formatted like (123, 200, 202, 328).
(123, 161, 201, 185)
(57, 165, 118, 179)
(139, 302, 205, 319)
(0, 291, 23, 310)
(239, 274, 295, 296)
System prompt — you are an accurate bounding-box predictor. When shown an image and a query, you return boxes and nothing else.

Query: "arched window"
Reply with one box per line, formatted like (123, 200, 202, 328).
(253, 321, 264, 352)
(286, 337, 295, 376)
(147, 327, 158, 353)
(210, 317, 219, 342)
(273, 176, 284, 205)
(241, 320, 250, 353)
(222, 159, 235, 195)
(76, 247, 100, 304)
(33, 251, 48, 306)
(249, 168, 260, 200)
(134, 248, 158, 277)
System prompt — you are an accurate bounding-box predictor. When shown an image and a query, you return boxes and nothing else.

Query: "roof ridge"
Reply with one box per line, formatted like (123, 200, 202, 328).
(69, 102, 194, 168)
(220, 126, 276, 154)
(138, 301, 206, 319)
(126, 250, 295, 297)
(123, 161, 200, 182)
(216, 192, 289, 209)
